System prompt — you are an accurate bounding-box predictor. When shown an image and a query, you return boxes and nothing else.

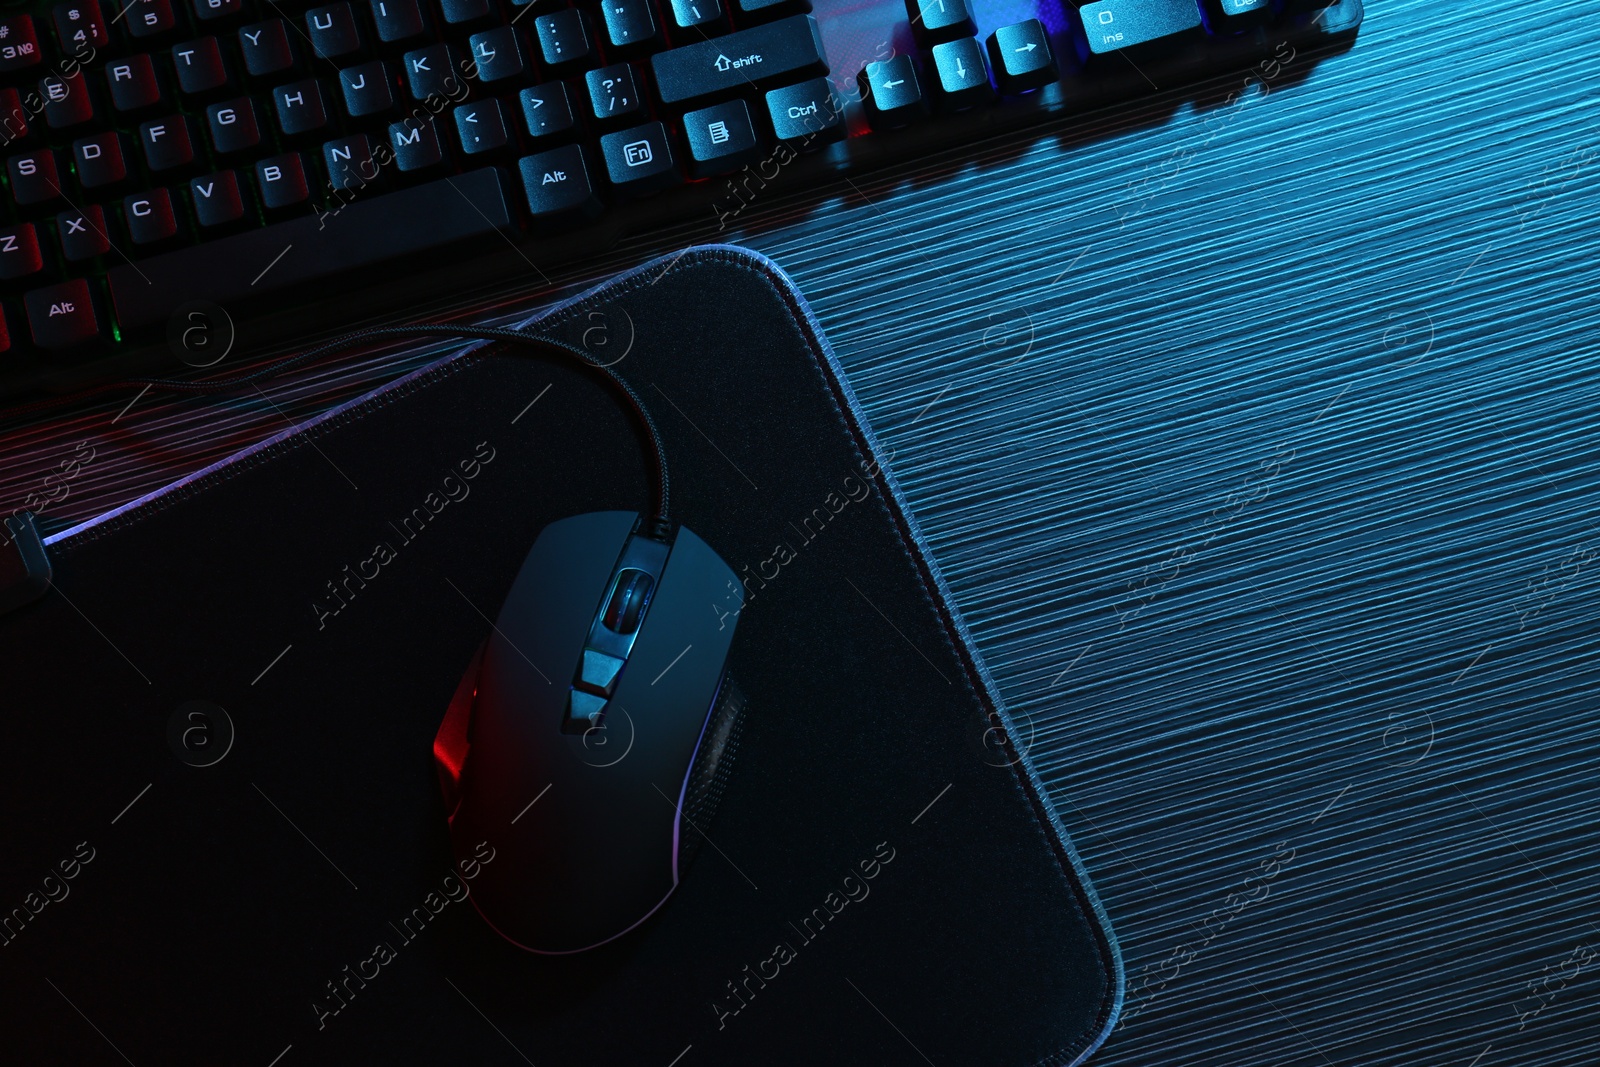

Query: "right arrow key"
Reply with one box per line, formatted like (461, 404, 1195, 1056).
(986, 19, 1058, 96)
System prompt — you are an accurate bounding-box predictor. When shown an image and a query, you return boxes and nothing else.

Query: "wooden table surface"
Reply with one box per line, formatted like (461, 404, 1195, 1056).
(5, 1, 1599, 1063)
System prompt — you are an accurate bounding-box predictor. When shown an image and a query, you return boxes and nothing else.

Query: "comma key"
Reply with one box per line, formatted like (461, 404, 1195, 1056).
(518, 143, 602, 230)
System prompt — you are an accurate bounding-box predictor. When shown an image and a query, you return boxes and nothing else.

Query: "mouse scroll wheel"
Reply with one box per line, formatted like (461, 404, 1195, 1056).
(602, 569, 654, 634)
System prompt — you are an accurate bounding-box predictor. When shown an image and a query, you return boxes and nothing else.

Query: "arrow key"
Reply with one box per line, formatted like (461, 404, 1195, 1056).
(858, 54, 926, 131)
(905, 0, 974, 47)
(986, 19, 1057, 95)
(930, 36, 991, 111)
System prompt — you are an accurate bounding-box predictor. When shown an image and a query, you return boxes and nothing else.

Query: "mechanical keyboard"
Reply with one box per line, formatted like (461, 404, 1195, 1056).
(0, 0, 1361, 398)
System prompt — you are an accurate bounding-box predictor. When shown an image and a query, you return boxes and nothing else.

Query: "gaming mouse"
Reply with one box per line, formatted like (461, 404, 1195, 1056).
(435, 511, 746, 954)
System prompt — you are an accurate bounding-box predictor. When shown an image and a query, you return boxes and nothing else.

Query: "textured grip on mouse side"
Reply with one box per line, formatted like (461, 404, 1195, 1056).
(677, 675, 747, 874)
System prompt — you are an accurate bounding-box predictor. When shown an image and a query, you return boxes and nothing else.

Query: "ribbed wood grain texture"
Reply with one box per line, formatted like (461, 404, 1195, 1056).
(4, 1, 1598, 1062)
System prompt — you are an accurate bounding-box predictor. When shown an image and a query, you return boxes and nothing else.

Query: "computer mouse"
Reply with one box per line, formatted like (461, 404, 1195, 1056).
(435, 511, 747, 954)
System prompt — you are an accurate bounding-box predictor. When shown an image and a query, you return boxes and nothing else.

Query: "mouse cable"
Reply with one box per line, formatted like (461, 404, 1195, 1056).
(1, 324, 674, 541)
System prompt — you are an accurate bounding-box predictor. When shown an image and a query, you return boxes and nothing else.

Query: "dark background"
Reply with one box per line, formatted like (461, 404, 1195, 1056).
(4, 0, 1599, 1063)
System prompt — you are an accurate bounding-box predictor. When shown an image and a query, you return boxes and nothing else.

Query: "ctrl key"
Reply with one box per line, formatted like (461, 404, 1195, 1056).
(518, 144, 602, 230)
(25, 279, 106, 350)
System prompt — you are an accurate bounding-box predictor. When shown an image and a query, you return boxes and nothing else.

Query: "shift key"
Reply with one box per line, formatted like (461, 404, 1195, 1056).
(651, 14, 828, 106)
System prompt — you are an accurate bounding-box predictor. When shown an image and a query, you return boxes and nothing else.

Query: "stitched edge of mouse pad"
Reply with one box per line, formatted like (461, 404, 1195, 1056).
(41, 244, 1123, 1065)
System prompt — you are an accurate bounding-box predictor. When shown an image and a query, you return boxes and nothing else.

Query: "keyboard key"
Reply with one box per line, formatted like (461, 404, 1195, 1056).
(764, 76, 843, 145)
(125, 0, 179, 40)
(52, 1, 109, 58)
(190, 170, 246, 227)
(905, 0, 973, 46)
(192, 0, 245, 21)
(388, 115, 445, 171)
(738, 0, 811, 19)
(666, 0, 720, 31)
(124, 188, 180, 245)
(56, 205, 111, 261)
(0, 305, 12, 354)
(439, 0, 493, 25)
(206, 97, 262, 153)
(239, 21, 297, 79)
(273, 79, 332, 136)
(599, 120, 680, 195)
(172, 38, 231, 94)
(403, 43, 466, 101)
(106, 56, 164, 112)
(519, 81, 576, 142)
(682, 98, 761, 177)
(452, 98, 508, 155)
(340, 60, 395, 116)
(8, 151, 62, 206)
(930, 36, 992, 110)
(0, 88, 29, 145)
(1073, 0, 1203, 65)
(0, 224, 45, 281)
(26, 279, 104, 350)
(255, 152, 312, 210)
(518, 143, 601, 228)
(370, 0, 428, 44)
(323, 133, 378, 190)
(534, 10, 594, 72)
(859, 55, 926, 129)
(108, 168, 515, 331)
(602, 0, 659, 53)
(651, 15, 826, 106)
(72, 132, 130, 189)
(139, 115, 195, 170)
(585, 63, 645, 125)
(0, 16, 45, 75)
(307, 3, 363, 59)
(466, 27, 526, 83)
(1203, 0, 1271, 31)
(43, 72, 95, 129)
(987, 20, 1056, 94)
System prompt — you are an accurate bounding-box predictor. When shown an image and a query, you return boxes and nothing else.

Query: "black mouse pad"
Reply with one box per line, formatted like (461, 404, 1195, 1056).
(0, 246, 1120, 1065)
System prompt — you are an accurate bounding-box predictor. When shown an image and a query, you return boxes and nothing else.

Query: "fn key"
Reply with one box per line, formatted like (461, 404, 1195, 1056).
(25, 279, 105, 350)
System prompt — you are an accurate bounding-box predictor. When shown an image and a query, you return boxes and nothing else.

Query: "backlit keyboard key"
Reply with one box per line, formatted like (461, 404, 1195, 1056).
(930, 37, 992, 110)
(0, 224, 45, 281)
(987, 20, 1056, 94)
(25, 278, 104, 350)
(682, 98, 761, 176)
(520, 81, 576, 142)
(599, 121, 680, 195)
(1072, 0, 1204, 65)
(651, 15, 827, 106)
(124, 189, 180, 245)
(905, 0, 973, 47)
(56, 205, 110, 262)
(0, 16, 45, 75)
(519, 143, 602, 228)
(859, 55, 926, 130)
(765, 77, 844, 146)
